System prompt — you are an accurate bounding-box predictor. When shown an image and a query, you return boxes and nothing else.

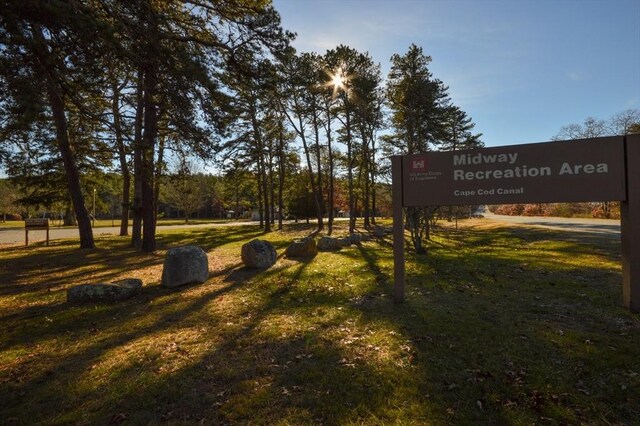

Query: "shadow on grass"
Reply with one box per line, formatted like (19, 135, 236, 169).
(435, 224, 620, 262)
(1, 223, 638, 424)
(1, 252, 402, 424)
(343, 238, 637, 424)
(0, 240, 163, 297)
(0, 225, 267, 298)
(156, 224, 266, 251)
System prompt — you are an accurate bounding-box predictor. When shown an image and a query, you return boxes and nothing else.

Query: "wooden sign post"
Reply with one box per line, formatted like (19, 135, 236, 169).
(621, 134, 640, 311)
(392, 156, 405, 303)
(392, 135, 639, 312)
(25, 218, 50, 246)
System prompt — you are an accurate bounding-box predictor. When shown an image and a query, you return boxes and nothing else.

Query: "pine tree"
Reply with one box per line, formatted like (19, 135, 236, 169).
(386, 44, 450, 155)
(0, 1, 118, 249)
(440, 106, 483, 151)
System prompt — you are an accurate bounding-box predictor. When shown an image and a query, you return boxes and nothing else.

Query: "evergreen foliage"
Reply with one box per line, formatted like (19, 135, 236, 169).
(1, 3, 483, 254)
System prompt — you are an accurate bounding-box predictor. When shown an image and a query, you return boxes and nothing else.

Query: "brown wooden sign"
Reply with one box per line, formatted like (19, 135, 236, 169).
(25, 218, 50, 246)
(392, 135, 640, 313)
(402, 137, 626, 206)
(25, 218, 50, 229)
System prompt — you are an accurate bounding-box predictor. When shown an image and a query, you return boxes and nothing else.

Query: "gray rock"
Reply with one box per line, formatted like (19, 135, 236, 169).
(349, 233, 363, 244)
(361, 234, 372, 242)
(373, 226, 386, 237)
(161, 245, 209, 288)
(241, 239, 277, 268)
(285, 237, 317, 258)
(338, 237, 352, 247)
(318, 236, 341, 251)
(67, 278, 142, 303)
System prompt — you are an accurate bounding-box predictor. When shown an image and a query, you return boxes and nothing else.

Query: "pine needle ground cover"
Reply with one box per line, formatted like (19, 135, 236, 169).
(1, 221, 638, 424)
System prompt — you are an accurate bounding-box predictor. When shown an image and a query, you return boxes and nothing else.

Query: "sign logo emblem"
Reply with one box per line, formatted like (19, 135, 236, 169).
(411, 157, 428, 172)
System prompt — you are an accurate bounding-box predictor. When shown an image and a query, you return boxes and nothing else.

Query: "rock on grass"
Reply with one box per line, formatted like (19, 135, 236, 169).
(161, 245, 209, 288)
(67, 278, 142, 303)
(241, 239, 277, 268)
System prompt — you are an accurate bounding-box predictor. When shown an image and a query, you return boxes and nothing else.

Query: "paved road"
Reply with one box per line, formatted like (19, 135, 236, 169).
(483, 211, 620, 237)
(0, 221, 262, 245)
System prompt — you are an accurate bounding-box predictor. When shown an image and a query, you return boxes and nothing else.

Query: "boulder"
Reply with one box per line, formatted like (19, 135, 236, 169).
(338, 237, 352, 247)
(317, 236, 341, 251)
(349, 233, 363, 244)
(161, 245, 209, 288)
(241, 239, 277, 268)
(373, 226, 386, 238)
(67, 278, 142, 303)
(285, 237, 317, 258)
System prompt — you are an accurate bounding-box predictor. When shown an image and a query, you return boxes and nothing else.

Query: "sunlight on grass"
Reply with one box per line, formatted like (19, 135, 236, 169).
(1, 220, 638, 424)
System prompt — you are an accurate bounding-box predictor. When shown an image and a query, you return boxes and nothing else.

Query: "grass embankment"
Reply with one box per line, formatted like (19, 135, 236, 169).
(0, 220, 638, 424)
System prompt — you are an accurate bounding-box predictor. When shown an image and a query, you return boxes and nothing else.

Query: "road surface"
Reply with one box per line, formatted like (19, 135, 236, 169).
(482, 211, 620, 237)
(0, 221, 262, 245)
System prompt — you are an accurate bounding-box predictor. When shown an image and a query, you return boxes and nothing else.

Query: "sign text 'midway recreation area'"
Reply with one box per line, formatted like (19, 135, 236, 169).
(391, 135, 640, 312)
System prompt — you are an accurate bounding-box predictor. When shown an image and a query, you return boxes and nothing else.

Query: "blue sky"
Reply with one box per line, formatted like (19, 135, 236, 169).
(273, 0, 640, 147)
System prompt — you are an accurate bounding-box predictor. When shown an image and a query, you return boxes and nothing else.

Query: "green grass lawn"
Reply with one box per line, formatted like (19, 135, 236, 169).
(0, 220, 638, 425)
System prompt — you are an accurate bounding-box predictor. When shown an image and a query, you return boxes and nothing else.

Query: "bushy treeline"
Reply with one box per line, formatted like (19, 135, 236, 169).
(490, 110, 640, 222)
(489, 202, 620, 219)
(0, 1, 481, 251)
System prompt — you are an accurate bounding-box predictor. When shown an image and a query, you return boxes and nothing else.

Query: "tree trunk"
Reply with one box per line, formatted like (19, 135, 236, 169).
(64, 201, 77, 226)
(407, 207, 426, 254)
(153, 131, 165, 222)
(346, 103, 355, 234)
(296, 115, 323, 231)
(326, 104, 335, 235)
(369, 132, 377, 225)
(49, 94, 95, 248)
(250, 102, 270, 232)
(268, 140, 275, 226)
(131, 68, 144, 247)
(361, 126, 371, 229)
(261, 151, 270, 232)
(140, 66, 158, 252)
(234, 179, 240, 220)
(257, 165, 264, 228)
(312, 113, 325, 229)
(33, 25, 94, 248)
(363, 173, 371, 229)
(277, 124, 285, 230)
(118, 165, 131, 237)
(111, 79, 130, 237)
(284, 107, 323, 231)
